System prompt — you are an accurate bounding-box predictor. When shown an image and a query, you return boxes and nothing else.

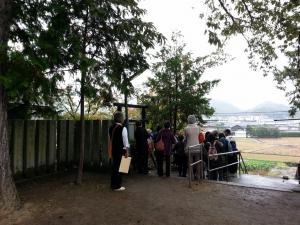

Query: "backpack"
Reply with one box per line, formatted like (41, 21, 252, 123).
(208, 141, 218, 161)
(230, 140, 238, 152)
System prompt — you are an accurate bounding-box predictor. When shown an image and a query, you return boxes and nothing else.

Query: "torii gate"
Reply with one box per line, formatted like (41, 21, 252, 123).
(113, 103, 148, 127)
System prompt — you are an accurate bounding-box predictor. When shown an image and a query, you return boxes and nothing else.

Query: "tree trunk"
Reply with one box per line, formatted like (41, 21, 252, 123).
(0, 86, 20, 210)
(76, 70, 86, 184)
(0, 0, 20, 210)
(124, 89, 128, 129)
(173, 70, 179, 134)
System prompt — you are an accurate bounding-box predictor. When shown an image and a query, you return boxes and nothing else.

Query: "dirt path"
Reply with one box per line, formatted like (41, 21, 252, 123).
(1, 173, 300, 225)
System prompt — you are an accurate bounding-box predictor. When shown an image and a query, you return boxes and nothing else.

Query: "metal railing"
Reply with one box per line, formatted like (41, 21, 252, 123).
(207, 151, 248, 180)
(188, 144, 203, 187)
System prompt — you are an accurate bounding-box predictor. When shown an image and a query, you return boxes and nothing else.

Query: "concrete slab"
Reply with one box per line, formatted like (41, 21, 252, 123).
(228, 174, 300, 192)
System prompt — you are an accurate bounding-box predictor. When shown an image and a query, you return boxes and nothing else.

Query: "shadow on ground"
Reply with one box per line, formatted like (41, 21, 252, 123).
(1, 172, 300, 225)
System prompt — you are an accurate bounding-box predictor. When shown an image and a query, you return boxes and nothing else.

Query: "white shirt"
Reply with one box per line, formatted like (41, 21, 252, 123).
(122, 127, 130, 149)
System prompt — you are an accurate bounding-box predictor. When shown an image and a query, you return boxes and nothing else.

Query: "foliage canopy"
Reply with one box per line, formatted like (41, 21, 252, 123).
(141, 32, 226, 131)
(204, 0, 300, 115)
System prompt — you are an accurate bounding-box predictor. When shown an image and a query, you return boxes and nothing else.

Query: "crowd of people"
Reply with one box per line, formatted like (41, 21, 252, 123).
(109, 111, 239, 191)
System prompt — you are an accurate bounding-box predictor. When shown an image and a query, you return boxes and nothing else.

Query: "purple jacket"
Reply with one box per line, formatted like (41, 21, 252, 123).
(156, 128, 176, 156)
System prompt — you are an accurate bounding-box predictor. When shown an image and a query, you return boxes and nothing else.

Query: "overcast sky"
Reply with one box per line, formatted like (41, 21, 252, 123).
(132, 0, 290, 111)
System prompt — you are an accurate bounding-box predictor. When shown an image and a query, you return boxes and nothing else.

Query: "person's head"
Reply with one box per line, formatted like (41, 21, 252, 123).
(224, 129, 231, 137)
(211, 130, 219, 140)
(164, 121, 171, 129)
(135, 121, 142, 127)
(197, 122, 203, 127)
(219, 132, 225, 139)
(156, 125, 162, 132)
(177, 134, 184, 142)
(113, 111, 124, 123)
(187, 115, 197, 124)
(205, 131, 211, 139)
(206, 132, 215, 143)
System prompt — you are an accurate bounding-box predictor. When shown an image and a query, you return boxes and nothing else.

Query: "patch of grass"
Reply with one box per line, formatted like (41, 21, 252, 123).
(244, 159, 288, 172)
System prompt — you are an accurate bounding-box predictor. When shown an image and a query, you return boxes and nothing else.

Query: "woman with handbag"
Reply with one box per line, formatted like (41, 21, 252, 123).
(155, 121, 176, 177)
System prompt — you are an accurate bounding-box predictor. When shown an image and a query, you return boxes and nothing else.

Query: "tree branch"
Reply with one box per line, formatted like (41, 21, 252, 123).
(241, 0, 255, 25)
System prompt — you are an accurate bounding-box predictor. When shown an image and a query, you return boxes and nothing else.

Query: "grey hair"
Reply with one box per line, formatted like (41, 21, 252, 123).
(187, 115, 197, 124)
(113, 111, 124, 123)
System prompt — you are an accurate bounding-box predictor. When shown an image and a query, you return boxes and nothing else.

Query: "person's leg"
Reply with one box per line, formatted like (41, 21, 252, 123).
(194, 154, 200, 179)
(150, 152, 157, 168)
(137, 149, 143, 173)
(177, 155, 183, 176)
(143, 151, 149, 174)
(111, 155, 122, 189)
(209, 160, 218, 180)
(156, 151, 163, 176)
(182, 154, 188, 177)
(165, 155, 171, 177)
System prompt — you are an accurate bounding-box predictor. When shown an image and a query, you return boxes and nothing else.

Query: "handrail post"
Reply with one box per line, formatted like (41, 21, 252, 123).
(200, 145, 203, 180)
(207, 154, 210, 180)
(197, 147, 200, 183)
(188, 147, 191, 188)
(238, 152, 241, 176)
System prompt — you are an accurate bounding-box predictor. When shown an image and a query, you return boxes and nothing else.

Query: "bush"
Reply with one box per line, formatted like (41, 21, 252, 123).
(246, 125, 280, 138)
(279, 132, 300, 137)
(245, 159, 287, 172)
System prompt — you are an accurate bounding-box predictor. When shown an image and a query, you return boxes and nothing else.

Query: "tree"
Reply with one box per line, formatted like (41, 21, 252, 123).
(141, 32, 226, 132)
(246, 125, 280, 138)
(39, 0, 164, 184)
(0, 0, 163, 207)
(56, 84, 114, 120)
(204, 0, 299, 115)
(0, 0, 20, 210)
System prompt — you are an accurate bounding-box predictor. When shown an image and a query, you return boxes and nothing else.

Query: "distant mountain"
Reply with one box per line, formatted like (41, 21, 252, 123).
(210, 99, 241, 113)
(247, 101, 290, 112)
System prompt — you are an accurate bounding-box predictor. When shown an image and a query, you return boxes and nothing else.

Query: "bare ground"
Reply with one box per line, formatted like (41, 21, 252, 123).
(1, 172, 300, 225)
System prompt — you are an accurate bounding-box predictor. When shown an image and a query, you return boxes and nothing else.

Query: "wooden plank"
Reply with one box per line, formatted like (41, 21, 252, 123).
(91, 120, 101, 166)
(74, 121, 80, 162)
(58, 120, 67, 163)
(84, 120, 93, 164)
(68, 120, 75, 163)
(13, 120, 24, 174)
(101, 120, 112, 165)
(48, 120, 57, 170)
(38, 120, 47, 170)
(25, 120, 36, 172)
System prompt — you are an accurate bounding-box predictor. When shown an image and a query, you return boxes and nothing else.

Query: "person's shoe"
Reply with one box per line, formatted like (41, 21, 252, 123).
(113, 186, 126, 191)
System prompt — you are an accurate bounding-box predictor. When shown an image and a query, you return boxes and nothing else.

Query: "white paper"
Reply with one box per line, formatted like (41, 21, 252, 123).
(119, 156, 132, 173)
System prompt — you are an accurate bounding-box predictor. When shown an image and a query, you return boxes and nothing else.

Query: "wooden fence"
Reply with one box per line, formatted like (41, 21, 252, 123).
(8, 120, 135, 179)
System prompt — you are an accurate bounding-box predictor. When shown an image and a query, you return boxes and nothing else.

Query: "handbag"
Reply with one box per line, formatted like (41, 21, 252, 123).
(155, 136, 165, 151)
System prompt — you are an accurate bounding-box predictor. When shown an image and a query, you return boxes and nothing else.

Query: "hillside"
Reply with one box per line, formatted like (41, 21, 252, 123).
(247, 101, 290, 112)
(210, 99, 241, 113)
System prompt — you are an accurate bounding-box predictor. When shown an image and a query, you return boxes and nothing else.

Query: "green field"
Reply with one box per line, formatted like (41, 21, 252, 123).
(235, 137, 300, 177)
(236, 137, 300, 163)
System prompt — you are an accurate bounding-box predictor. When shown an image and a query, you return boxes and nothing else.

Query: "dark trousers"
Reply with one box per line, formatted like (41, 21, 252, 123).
(137, 150, 148, 174)
(228, 153, 238, 174)
(177, 154, 187, 177)
(111, 155, 122, 189)
(209, 160, 218, 180)
(208, 160, 226, 181)
(155, 151, 170, 177)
